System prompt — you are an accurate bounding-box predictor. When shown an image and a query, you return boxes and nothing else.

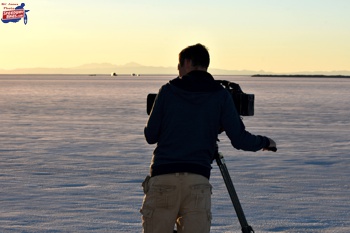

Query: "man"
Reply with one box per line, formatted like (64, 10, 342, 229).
(141, 43, 276, 233)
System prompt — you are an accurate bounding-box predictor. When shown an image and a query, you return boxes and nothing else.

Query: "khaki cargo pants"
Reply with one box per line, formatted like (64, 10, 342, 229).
(140, 173, 212, 233)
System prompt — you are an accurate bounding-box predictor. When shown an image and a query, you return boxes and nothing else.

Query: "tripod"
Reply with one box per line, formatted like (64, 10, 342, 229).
(215, 149, 255, 233)
(173, 148, 254, 233)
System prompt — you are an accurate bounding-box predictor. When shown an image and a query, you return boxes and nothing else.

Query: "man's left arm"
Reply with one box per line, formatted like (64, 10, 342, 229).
(144, 87, 164, 144)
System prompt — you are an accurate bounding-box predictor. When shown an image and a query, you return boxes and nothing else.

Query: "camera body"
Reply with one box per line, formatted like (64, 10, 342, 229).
(216, 80, 254, 116)
(147, 80, 254, 116)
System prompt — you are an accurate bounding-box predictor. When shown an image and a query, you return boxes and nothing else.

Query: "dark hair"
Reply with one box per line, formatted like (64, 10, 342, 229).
(179, 43, 210, 68)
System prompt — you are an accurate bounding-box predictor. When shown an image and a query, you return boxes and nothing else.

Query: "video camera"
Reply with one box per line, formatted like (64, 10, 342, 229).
(147, 80, 254, 116)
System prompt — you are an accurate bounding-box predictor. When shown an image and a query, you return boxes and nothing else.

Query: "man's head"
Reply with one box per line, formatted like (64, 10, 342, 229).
(178, 43, 210, 77)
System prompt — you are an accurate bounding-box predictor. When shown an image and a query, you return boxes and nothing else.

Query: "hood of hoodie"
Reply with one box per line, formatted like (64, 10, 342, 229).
(168, 70, 223, 105)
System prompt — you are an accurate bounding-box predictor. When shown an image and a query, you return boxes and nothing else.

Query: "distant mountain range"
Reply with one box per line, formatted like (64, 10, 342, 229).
(1, 62, 350, 75)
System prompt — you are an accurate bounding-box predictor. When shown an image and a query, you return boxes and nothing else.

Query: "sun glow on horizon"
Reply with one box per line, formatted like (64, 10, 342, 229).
(1, 0, 350, 73)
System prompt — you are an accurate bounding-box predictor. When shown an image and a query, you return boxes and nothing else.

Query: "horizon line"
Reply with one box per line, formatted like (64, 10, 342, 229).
(0, 63, 350, 76)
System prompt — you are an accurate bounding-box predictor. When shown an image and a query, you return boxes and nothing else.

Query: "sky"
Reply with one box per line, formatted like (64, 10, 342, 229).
(1, 0, 350, 73)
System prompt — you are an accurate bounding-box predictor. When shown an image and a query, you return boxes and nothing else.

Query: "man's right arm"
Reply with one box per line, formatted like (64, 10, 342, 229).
(221, 92, 273, 152)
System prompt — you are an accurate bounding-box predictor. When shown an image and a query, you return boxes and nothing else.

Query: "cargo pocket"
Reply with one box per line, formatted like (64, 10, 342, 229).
(142, 175, 151, 194)
(140, 208, 154, 232)
(151, 184, 177, 208)
(207, 210, 212, 221)
(190, 184, 212, 210)
(140, 207, 153, 218)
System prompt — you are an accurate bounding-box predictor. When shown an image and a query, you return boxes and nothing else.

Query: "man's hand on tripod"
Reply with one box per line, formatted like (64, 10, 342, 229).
(263, 138, 277, 152)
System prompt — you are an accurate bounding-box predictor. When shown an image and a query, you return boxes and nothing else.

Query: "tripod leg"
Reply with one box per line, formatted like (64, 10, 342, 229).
(215, 152, 254, 233)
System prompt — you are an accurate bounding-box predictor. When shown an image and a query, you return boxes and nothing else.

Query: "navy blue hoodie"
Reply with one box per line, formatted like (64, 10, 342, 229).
(144, 70, 269, 179)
